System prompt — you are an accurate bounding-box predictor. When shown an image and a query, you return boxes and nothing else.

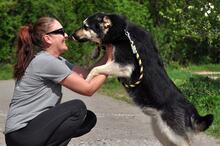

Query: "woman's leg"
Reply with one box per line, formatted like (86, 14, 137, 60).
(5, 99, 96, 146)
(46, 110, 97, 146)
(57, 138, 71, 146)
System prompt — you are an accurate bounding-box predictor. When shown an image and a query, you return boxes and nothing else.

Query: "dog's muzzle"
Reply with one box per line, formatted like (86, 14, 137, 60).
(70, 33, 90, 42)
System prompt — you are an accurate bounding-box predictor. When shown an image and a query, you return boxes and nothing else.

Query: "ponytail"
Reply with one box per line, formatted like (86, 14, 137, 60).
(13, 26, 34, 80)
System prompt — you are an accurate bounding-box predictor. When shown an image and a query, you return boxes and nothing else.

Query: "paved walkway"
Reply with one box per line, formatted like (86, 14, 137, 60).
(0, 80, 220, 146)
(193, 71, 220, 80)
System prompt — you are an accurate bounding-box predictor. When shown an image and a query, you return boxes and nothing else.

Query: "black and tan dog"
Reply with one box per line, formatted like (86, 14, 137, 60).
(71, 13, 213, 146)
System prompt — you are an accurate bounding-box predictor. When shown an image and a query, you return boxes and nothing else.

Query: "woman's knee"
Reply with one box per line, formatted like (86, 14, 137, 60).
(72, 110, 97, 137)
(69, 99, 87, 116)
(86, 110, 97, 122)
(83, 110, 97, 129)
(63, 99, 86, 111)
(60, 99, 87, 121)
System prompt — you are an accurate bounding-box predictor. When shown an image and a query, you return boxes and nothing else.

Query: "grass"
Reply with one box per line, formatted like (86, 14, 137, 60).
(0, 64, 13, 80)
(0, 63, 219, 138)
(184, 64, 220, 72)
(166, 65, 220, 138)
(100, 63, 220, 139)
(99, 77, 132, 103)
(182, 77, 220, 137)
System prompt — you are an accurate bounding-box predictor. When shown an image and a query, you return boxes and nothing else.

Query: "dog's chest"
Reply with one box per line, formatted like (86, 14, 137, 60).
(113, 43, 134, 65)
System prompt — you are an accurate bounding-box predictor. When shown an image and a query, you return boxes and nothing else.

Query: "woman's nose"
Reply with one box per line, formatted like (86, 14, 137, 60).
(64, 33, 68, 39)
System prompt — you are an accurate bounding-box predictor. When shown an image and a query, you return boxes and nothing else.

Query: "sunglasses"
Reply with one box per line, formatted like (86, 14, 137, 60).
(46, 28, 66, 36)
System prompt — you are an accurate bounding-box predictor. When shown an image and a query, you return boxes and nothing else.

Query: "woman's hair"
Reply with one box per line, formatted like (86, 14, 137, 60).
(13, 17, 56, 80)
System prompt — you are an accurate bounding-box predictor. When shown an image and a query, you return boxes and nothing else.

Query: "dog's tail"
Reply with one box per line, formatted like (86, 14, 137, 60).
(191, 113, 214, 132)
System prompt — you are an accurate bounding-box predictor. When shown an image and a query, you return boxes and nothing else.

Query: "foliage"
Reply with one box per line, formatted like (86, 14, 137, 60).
(149, 0, 220, 64)
(0, 1, 20, 63)
(0, 0, 77, 63)
(0, 0, 219, 65)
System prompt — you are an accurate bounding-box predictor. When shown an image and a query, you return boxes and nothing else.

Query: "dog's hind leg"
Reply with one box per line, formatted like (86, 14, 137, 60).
(86, 62, 134, 81)
(150, 114, 192, 146)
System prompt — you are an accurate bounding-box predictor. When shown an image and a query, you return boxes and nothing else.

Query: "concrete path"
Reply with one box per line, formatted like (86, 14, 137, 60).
(193, 71, 220, 80)
(0, 80, 220, 146)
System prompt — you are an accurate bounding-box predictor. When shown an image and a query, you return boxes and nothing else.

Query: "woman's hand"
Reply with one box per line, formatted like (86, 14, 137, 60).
(105, 44, 113, 63)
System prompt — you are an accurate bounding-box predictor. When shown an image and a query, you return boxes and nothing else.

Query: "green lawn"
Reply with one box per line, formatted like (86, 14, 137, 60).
(0, 63, 220, 138)
(184, 64, 220, 72)
(101, 64, 220, 138)
(166, 64, 220, 138)
(0, 64, 13, 80)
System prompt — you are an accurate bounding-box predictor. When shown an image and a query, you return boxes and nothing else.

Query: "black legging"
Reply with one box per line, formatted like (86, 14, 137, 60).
(5, 99, 97, 146)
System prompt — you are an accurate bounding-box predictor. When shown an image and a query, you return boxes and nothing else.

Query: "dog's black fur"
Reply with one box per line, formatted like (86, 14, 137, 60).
(72, 13, 213, 146)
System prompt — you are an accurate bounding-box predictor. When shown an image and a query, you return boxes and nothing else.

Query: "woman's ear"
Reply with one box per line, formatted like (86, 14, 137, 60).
(42, 35, 52, 45)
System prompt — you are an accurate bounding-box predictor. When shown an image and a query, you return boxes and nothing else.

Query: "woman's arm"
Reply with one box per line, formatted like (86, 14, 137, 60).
(60, 71, 107, 96)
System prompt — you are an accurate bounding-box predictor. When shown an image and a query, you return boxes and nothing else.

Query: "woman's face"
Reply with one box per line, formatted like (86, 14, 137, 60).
(45, 20, 68, 54)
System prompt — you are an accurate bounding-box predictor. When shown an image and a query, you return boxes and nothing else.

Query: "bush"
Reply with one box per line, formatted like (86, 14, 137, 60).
(0, 0, 219, 65)
(150, 0, 220, 64)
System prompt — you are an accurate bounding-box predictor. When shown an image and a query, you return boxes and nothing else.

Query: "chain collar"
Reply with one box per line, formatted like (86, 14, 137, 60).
(122, 29, 144, 88)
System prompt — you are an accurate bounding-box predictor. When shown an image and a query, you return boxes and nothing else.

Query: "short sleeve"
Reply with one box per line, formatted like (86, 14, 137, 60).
(58, 56, 74, 70)
(36, 58, 72, 83)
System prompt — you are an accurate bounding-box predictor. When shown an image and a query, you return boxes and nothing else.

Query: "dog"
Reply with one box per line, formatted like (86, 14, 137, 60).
(71, 13, 214, 146)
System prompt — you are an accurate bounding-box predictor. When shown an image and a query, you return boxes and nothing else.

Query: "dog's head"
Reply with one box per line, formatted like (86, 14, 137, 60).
(71, 13, 127, 44)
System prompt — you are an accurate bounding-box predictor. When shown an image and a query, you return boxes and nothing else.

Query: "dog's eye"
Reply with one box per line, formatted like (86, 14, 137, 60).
(83, 25, 89, 30)
(95, 24, 100, 29)
(94, 24, 100, 30)
(97, 17, 102, 22)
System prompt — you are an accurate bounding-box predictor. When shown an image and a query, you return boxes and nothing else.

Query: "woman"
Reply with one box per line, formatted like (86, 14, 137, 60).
(4, 16, 112, 146)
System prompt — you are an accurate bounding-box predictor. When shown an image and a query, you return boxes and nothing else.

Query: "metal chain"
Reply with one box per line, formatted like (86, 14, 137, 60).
(123, 30, 144, 88)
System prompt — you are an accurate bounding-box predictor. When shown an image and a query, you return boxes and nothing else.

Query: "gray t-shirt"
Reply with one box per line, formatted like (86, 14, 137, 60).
(5, 51, 73, 134)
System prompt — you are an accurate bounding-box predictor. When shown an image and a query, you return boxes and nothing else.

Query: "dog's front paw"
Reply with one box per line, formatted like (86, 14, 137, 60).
(86, 73, 94, 81)
(86, 69, 99, 81)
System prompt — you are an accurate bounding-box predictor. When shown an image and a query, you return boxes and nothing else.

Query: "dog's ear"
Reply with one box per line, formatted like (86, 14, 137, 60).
(103, 16, 112, 29)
